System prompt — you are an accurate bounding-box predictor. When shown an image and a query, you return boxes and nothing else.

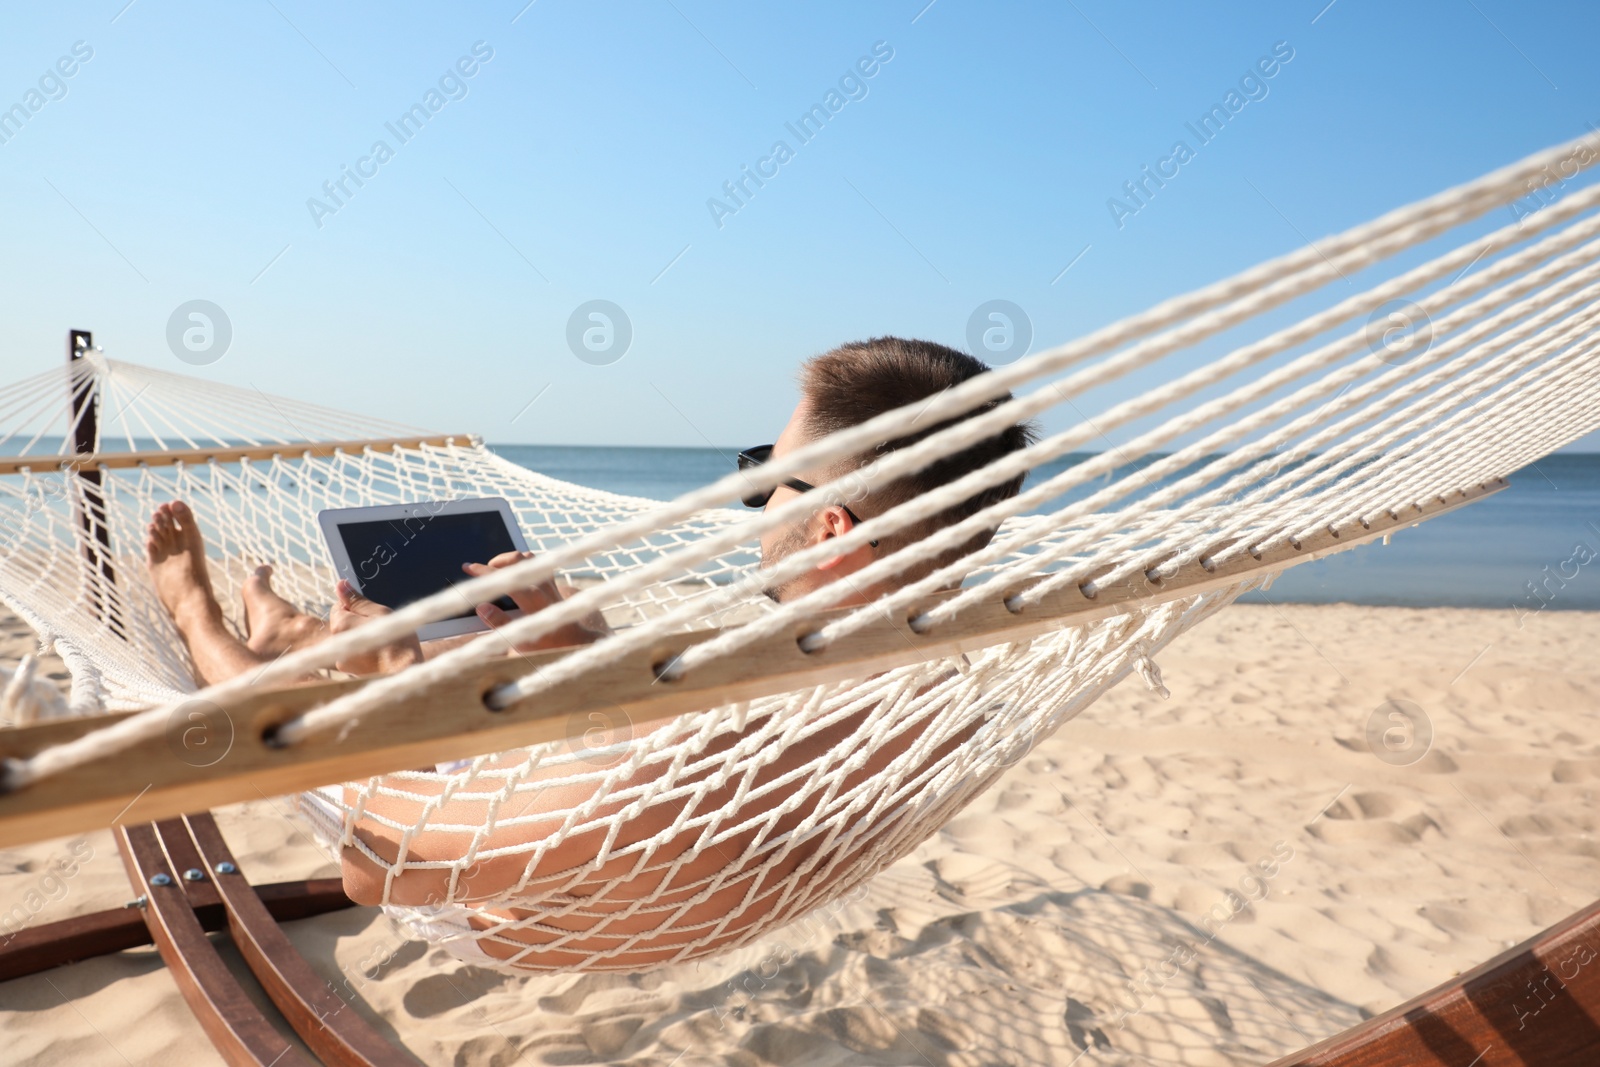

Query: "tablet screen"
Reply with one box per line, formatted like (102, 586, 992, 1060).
(337, 511, 520, 617)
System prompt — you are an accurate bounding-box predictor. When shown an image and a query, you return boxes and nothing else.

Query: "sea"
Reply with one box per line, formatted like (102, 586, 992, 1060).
(491, 445, 1600, 614)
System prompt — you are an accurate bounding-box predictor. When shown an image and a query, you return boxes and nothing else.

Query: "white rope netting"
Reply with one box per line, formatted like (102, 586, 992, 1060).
(3, 133, 1599, 972)
(0, 355, 762, 710)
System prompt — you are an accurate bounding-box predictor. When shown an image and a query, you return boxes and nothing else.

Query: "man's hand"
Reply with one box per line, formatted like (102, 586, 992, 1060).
(463, 551, 611, 652)
(328, 579, 424, 674)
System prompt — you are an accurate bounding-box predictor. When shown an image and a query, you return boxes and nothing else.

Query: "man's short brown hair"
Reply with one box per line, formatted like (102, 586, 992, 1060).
(800, 336, 1038, 580)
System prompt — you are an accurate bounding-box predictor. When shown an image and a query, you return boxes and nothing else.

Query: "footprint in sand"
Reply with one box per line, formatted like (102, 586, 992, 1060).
(1312, 791, 1442, 844)
(1552, 758, 1600, 783)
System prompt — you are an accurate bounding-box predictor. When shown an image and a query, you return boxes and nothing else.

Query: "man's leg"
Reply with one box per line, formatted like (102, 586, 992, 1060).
(145, 501, 272, 686)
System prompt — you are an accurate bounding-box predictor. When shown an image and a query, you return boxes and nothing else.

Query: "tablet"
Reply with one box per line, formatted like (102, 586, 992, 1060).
(317, 497, 531, 641)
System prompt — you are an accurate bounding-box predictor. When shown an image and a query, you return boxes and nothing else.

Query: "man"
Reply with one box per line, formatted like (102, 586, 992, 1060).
(144, 336, 1035, 966)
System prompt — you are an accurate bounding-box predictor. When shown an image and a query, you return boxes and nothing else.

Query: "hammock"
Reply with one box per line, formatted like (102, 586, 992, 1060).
(2, 134, 1599, 976)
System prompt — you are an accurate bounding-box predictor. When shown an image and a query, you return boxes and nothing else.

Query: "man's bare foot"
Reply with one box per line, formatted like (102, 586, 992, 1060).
(144, 500, 287, 688)
(146, 501, 223, 637)
(243, 564, 326, 657)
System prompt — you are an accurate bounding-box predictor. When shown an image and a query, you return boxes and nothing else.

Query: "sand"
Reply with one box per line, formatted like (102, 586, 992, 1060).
(1, 600, 1597, 1066)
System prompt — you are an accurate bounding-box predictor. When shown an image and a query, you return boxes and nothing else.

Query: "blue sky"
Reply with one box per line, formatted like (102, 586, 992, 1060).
(2, 0, 1598, 450)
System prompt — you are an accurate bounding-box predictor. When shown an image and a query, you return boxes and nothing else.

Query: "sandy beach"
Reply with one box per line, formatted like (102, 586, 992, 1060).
(1, 600, 1597, 1066)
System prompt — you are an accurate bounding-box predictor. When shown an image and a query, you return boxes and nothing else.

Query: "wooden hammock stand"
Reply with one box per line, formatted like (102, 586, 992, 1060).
(0, 335, 1595, 1064)
(1, 814, 406, 1066)
(0, 812, 1594, 1066)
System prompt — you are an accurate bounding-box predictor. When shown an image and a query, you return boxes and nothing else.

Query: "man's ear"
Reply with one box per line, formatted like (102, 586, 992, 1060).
(816, 506, 865, 571)
(816, 505, 852, 541)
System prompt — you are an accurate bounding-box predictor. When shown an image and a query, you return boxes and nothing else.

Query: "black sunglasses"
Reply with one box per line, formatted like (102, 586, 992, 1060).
(737, 444, 878, 547)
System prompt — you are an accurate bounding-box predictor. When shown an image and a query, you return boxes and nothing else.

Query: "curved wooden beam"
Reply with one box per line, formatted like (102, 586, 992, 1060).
(1267, 898, 1600, 1066)
(8, 810, 408, 1065)
(115, 821, 315, 1066)
(182, 813, 419, 1066)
